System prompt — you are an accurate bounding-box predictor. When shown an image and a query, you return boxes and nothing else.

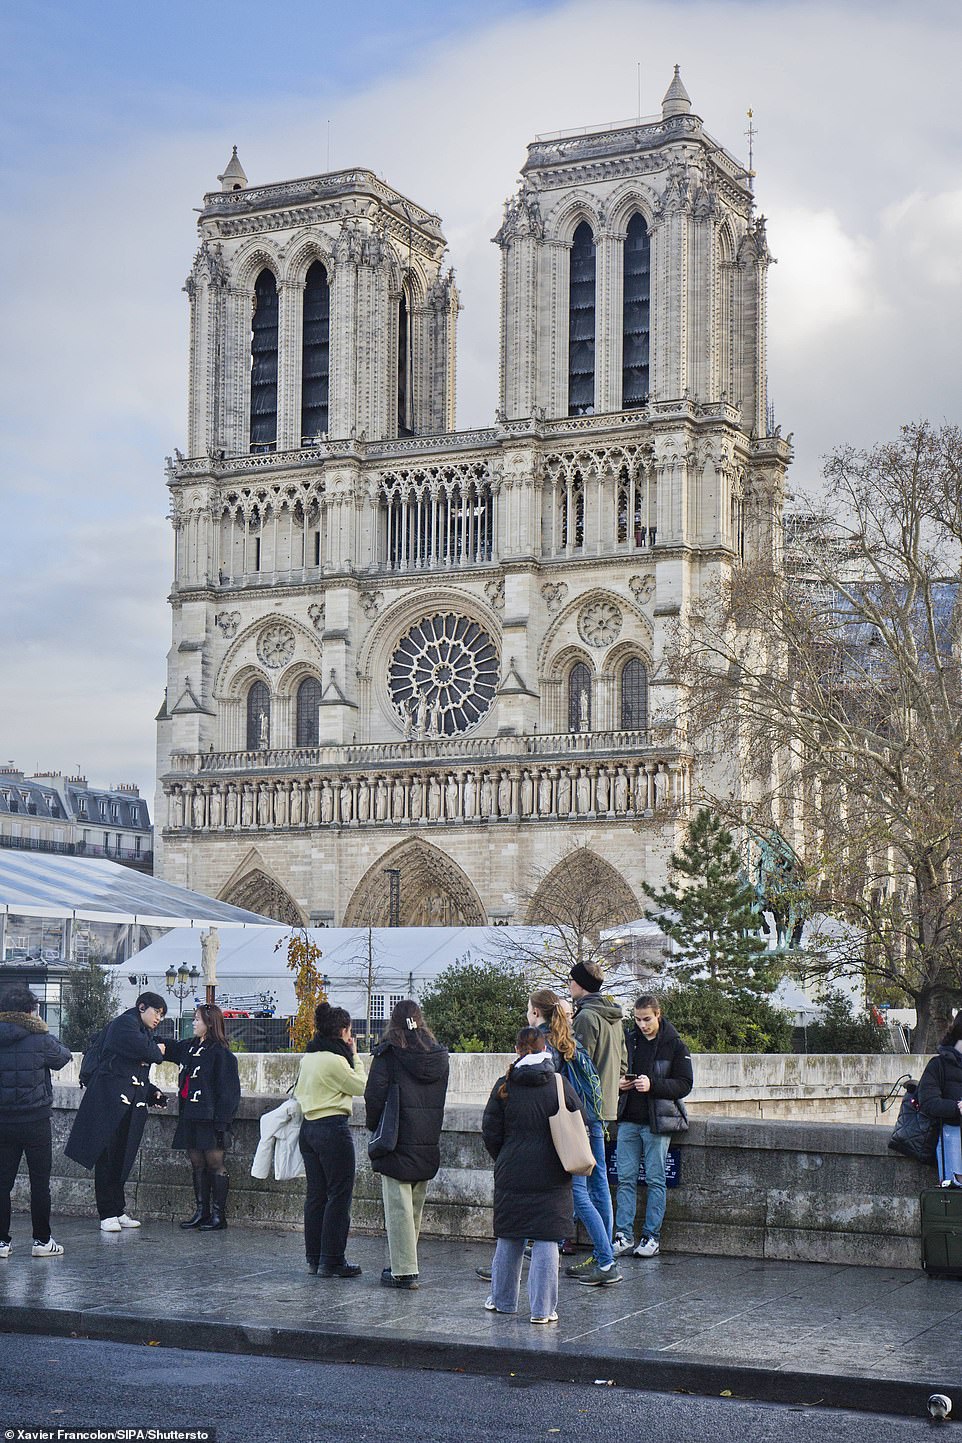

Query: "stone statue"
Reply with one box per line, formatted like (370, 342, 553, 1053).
(307, 783, 320, 825)
(257, 709, 269, 750)
(427, 777, 441, 820)
(257, 785, 271, 827)
(403, 702, 414, 741)
(578, 689, 589, 732)
(225, 785, 238, 828)
(341, 785, 354, 823)
(415, 690, 428, 738)
(274, 783, 288, 827)
(425, 703, 438, 739)
(614, 770, 629, 813)
(321, 782, 334, 823)
(392, 779, 404, 820)
(409, 778, 423, 821)
(557, 771, 572, 815)
(170, 789, 184, 828)
(375, 779, 388, 820)
(200, 927, 220, 987)
(596, 770, 609, 814)
(463, 773, 476, 819)
(480, 773, 493, 817)
(576, 769, 591, 814)
(498, 772, 511, 817)
(209, 788, 223, 828)
(357, 779, 370, 822)
(538, 772, 552, 816)
(241, 785, 254, 827)
(290, 782, 302, 827)
(192, 789, 206, 829)
(445, 774, 458, 820)
(520, 771, 533, 816)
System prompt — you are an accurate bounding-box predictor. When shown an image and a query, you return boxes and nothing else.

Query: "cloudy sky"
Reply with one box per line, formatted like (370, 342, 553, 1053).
(2, 0, 960, 804)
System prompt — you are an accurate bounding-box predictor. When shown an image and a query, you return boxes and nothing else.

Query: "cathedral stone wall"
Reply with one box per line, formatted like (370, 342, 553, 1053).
(156, 71, 791, 926)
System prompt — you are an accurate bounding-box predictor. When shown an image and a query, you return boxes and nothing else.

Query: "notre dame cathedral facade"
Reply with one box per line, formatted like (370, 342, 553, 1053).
(155, 68, 791, 928)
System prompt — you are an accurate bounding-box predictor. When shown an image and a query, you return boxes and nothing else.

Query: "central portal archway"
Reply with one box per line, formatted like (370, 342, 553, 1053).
(343, 840, 485, 926)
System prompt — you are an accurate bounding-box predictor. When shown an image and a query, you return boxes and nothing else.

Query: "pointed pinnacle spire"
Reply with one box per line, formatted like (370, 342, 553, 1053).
(662, 64, 692, 119)
(218, 145, 248, 192)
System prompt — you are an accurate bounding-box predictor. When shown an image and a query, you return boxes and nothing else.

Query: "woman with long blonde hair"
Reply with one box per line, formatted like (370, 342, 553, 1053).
(527, 989, 620, 1287)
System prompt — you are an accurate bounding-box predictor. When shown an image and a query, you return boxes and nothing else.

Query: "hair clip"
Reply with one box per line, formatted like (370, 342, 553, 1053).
(405, 1016, 418, 1030)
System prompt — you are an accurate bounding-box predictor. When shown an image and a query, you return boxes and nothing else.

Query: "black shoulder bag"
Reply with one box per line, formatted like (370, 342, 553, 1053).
(368, 1052, 401, 1161)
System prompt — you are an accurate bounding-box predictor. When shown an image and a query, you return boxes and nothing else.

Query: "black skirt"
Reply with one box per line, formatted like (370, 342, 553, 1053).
(171, 1115, 231, 1152)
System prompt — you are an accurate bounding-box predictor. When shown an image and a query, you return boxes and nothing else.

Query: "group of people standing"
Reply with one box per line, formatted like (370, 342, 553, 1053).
(0, 966, 695, 1320)
(289, 961, 694, 1325)
(0, 985, 241, 1255)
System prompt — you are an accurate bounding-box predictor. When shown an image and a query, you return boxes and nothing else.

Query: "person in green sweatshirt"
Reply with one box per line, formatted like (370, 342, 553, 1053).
(294, 1002, 367, 1277)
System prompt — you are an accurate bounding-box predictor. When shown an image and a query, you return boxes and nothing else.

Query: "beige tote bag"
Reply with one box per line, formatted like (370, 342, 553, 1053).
(548, 1073, 596, 1176)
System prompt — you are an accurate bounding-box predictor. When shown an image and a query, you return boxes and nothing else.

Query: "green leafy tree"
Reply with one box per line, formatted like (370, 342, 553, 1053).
(60, 953, 119, 1050)
(420, 962, 530, 1052)
(803, 989, 889, 1054)
(666, 982, 793, 1053)
(646, 808, 776, 994)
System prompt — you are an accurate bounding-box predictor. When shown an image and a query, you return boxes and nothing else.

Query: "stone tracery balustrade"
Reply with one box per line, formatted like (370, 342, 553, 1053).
(163, 750, 691, 835)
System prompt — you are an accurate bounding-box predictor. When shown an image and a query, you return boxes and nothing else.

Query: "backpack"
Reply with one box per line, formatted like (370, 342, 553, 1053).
(562, 1043, 605, 1126)
(78, 1027, 108, 1088)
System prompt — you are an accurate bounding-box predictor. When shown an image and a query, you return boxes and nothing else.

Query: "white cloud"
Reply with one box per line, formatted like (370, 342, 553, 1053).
(882, 188, 962, 288)
(766, 207, 878, 346)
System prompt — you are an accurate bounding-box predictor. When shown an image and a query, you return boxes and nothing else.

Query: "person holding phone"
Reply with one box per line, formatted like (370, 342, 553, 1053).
(613, 994, 693, 1259)
(293, 1002, 367, 1277)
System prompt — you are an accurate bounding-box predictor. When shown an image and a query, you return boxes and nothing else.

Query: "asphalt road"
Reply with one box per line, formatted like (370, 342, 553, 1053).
(0, 1335, 943, 1443)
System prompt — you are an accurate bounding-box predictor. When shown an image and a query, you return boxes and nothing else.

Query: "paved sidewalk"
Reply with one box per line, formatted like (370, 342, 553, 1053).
(1, 1217, 960, 1418)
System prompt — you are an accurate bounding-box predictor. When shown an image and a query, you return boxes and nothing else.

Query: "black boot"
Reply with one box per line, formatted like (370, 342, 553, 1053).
(179, 1168, 211, 1230)
(199, 1172, 229, 1231)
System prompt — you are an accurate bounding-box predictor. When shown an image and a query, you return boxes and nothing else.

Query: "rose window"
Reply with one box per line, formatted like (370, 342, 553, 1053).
(389, 613, 499, 735)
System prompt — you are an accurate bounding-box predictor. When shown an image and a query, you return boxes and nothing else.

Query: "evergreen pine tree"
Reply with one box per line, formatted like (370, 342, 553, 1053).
(60, 952, 120, 1050)
(645, 808, 776, 994)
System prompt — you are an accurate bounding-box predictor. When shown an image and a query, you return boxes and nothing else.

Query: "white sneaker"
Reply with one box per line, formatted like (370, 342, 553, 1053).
(100, 1217, 123, 1233)
(31, 1238, 64, 1257)
(611, 1232, 634, 1257)
(0, 1241, 11, 1259)
(530, 1312, 559, 1324)
(633, 1235, 660, 1258)
(117, 1214, 141, 1229)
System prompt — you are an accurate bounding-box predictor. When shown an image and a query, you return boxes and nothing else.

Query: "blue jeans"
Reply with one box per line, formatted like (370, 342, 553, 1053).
(937, 1124, 962, 1183)
(491, 1237, 558, 1318)
(615, 1122, 670, 1241)
(572, 1120, 614, 1266)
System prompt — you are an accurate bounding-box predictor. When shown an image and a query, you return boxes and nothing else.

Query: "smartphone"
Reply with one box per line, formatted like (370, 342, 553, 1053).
(624, 1074, 637, 1083)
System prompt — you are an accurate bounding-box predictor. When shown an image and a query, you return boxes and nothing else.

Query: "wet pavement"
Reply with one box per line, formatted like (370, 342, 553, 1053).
(1, 1215, 959, 1418)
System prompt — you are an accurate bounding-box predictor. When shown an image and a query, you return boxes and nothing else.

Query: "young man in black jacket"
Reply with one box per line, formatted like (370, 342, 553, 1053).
(0, 984, 72, 1258)
(613, 994, 692, 1259)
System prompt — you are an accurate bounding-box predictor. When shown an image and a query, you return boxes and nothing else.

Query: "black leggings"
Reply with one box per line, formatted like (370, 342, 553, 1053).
(188, 1147, 227, 1176)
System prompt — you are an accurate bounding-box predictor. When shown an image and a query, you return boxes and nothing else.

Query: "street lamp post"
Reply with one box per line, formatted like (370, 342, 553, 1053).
(164, 962, 201, 1029)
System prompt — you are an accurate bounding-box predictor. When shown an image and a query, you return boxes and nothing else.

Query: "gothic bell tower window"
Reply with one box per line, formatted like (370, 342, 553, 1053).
(620, 658, 648, 730)
(250, 269, 279, 452)
(301, 262, 330, 443)
(622, 213, 650, 409)
(296, 675, 323, 747)
(388, 613, 499, 735)
(397, 291, 413, 438)
(567, 222, 596, 416)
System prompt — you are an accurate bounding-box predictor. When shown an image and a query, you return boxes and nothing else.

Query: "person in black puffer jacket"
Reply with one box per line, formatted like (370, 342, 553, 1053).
(165, 1004, 241, 1232)
(614, 993, 693, 1259)
(0, 983, 72, 1258)
(365, 1000, 449, 1290)
(481, 1028, 584, 1325)
(918, 1012, 962, 1186)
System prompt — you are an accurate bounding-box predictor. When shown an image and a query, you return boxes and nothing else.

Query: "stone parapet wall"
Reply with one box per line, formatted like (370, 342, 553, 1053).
(24, 1081, 931, 1270)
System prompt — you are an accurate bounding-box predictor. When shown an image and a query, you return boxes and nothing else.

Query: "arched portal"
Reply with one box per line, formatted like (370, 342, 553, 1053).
(525, 847, 638, 939)
(219, 869, 304, 925)
(343, 840, 486, 927)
